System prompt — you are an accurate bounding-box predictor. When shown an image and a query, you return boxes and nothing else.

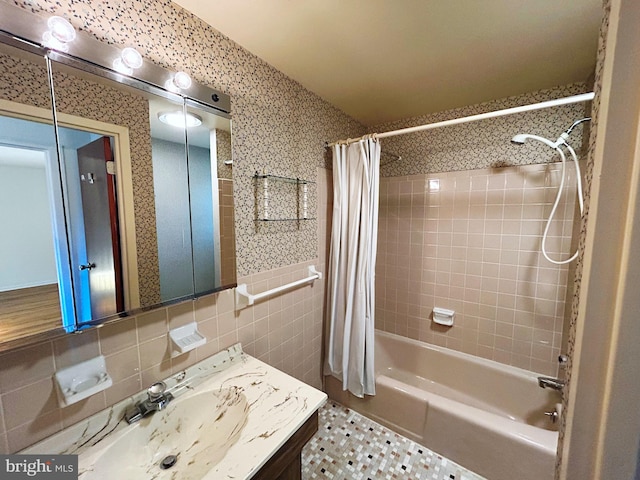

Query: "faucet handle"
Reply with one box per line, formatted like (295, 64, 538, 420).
(544, 409, 559, 423)
(124, 408, 143, 424)
(147, 381, 168, 402)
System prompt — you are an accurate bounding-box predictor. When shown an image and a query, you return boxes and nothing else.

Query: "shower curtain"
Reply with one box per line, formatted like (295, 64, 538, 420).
(324, 135, 380, 398)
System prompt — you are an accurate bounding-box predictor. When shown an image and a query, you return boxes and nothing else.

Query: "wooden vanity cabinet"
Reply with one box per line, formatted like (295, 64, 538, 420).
(252, 411, 318, 480)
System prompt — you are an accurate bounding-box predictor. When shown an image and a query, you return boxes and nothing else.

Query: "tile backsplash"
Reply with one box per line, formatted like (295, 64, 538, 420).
(376, 163, 579, 375)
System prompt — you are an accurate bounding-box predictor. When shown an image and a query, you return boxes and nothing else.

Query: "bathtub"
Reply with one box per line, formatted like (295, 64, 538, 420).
(325, 330, 560, 480)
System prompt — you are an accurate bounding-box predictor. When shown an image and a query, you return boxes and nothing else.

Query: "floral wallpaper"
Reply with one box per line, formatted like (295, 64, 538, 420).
(0, 51, 51, 109)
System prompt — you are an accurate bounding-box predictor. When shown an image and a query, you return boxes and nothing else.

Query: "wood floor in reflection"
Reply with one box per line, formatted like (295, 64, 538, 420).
(0, 284, 62, 343)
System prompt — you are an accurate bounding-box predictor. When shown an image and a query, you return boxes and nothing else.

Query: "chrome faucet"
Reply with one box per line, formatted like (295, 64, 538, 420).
(125, 381, 174, 424)
(537, 376, 565, 391)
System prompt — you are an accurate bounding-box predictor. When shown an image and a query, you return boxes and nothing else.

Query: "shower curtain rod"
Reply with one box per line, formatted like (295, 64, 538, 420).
(326, 92, 595, 147)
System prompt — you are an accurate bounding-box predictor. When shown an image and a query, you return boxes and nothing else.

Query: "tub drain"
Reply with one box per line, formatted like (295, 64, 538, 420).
(160, 454, 178, 470)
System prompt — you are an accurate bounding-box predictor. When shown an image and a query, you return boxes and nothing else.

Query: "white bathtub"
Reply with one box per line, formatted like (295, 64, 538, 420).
(325, 330, 560, 480)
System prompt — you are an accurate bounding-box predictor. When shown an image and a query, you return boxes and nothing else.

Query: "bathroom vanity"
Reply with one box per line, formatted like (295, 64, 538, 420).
(252, 412, 319, 480)
(22, 344, 327, 479)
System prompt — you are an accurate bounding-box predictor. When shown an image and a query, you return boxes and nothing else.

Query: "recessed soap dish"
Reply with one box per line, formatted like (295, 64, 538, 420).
(433, 307, 455, 326)
(54, 355, 113, 407)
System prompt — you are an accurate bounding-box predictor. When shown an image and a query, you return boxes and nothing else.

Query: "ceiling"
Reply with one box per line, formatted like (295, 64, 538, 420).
(173, 0, 602, 126)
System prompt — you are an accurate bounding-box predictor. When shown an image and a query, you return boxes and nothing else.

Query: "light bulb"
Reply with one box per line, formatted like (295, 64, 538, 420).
(121, 47, 143, 69)
(163, 79, 179, 93)
(47, 16, 76, 43)
(173, 71, 192, 90)
(42, 31, 69, 52)
(112, 58, 133, 76)
(42, 16, 76, 52)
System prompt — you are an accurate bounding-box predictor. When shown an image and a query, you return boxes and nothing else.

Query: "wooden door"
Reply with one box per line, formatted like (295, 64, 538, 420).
(77, 136, 123, 319)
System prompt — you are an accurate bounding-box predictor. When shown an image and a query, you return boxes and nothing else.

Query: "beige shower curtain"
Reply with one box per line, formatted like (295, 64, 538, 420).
(324, 135, 380, 398)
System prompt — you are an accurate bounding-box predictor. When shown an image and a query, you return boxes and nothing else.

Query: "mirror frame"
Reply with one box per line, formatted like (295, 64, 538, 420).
(0, 2, 234, 352)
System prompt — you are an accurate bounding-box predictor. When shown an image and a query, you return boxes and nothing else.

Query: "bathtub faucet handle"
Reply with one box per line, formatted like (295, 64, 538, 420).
(544, 409, 559, 423)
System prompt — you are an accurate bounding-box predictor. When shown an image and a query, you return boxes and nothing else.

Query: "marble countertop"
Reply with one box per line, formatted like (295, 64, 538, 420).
(22, 343, 327, 479)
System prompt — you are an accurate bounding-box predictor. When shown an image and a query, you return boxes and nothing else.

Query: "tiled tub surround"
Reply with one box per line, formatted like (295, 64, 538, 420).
(21, 343, 327, 479)
(0, 260, 324, 454)
(326, 330, 560, 480)
(376, 162, 579, 376)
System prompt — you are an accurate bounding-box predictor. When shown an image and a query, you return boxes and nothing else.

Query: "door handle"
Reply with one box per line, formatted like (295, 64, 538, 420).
(79, 262, 96, 271)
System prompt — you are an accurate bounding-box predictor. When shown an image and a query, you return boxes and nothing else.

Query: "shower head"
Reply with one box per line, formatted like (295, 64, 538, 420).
(510, 133, 559, 149)
(513, 118, 591, 149)
(511, 134, 529, 145)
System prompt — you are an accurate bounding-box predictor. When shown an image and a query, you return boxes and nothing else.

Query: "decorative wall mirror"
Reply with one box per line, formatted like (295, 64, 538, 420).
(0, 3, 235, 350)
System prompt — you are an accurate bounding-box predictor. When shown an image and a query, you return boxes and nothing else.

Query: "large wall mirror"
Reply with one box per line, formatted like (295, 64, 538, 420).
(0, 6, 236, 350)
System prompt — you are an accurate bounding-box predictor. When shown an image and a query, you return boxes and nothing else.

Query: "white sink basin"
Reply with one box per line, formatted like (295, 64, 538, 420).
(79, 386, 249, 479)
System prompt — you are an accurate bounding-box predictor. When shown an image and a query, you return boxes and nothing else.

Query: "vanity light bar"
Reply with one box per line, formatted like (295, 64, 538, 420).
(0, 2, 230, 115)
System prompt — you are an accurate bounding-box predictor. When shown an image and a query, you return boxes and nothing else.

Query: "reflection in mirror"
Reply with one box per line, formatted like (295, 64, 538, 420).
(49, 60, 237, 329)
(149, 100, 235, 299)
(184, 104, 235, 295)
(50, 61, 152, 325)
(0, 20, 236, 347)
(0, 43, 73, 342)
(53, 123, 120, 323)
(148, 97, 192, 302)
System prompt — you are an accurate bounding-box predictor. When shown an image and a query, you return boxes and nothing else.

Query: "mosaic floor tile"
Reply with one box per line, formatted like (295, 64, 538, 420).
(302, 401, 485, 480)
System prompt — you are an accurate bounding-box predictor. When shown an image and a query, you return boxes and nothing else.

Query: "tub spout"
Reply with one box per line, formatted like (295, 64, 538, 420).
(537, 376, 565, 391)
